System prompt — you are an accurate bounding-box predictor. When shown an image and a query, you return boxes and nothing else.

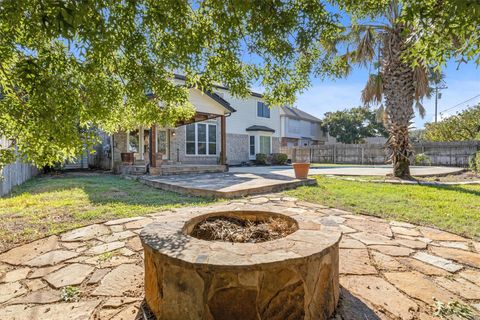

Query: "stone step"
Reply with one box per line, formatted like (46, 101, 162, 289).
(150, 165, 226, 176)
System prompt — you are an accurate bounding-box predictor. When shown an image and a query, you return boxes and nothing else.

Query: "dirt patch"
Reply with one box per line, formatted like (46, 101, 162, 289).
(421, 171, 479, 182)
(191, 216, 297, 243)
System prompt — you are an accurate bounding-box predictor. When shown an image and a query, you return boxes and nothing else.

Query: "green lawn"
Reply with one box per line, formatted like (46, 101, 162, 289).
(286, 176, 480, 239)
(0, 173, 216, 252)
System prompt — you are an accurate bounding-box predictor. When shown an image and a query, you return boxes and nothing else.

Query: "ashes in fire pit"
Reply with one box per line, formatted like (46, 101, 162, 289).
(191, 216, 297, 243)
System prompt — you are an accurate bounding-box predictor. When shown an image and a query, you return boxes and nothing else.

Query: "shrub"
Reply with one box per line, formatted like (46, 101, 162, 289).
(469, 150, 480, 173)
(255, 153, 267, 165)
(414, 153, 431, 166)
(271, 153, 288, 165)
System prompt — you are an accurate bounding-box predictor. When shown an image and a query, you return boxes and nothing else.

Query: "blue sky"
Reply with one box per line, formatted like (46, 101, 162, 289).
(290, 59, 479, 129)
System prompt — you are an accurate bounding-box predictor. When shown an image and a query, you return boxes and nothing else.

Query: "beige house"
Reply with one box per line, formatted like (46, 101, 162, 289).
(112, 83, 235, 175)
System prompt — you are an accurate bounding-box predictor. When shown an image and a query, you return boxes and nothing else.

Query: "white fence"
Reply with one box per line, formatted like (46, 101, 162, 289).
(281, 141, 480, 167)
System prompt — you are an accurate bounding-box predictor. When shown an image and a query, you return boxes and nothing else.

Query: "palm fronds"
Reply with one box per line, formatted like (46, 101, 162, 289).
(413, 65, 430, 101)
(362, 74, 383, 105)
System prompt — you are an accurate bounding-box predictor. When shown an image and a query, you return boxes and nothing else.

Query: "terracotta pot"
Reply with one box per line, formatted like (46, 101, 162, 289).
(293, 163, 310, 179)
(121, 152, 135, 165)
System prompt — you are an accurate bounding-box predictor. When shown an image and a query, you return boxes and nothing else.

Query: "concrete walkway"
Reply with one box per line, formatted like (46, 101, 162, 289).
(0, 195, 479, 319)
(230, 164, 464, 177)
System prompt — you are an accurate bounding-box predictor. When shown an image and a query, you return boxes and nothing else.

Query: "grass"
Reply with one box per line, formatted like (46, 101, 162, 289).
(0, 173, 216, 252)
(286, 175, 480, 239)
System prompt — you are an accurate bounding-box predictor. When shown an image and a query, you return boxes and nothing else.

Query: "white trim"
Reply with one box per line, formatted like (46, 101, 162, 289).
(248, 135, 256, 160)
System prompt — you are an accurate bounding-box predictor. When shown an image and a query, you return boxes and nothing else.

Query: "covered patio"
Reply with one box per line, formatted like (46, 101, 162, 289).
(115, 88, 235, 176)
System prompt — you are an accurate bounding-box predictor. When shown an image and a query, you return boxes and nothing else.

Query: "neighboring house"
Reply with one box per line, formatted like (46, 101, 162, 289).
(279, 106, 326, 147)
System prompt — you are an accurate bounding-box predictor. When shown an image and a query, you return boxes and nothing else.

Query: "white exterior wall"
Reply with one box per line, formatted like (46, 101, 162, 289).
(213, 88, 281, 162)
(214, 88, 281, 137)
(281, 116, 323, 140)
(188, 89, 228, 116)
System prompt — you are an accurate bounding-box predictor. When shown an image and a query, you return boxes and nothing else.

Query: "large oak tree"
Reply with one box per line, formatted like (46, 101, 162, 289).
(0, 0, 343, 167)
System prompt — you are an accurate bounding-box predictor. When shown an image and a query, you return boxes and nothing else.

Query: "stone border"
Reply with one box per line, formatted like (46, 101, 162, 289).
(134, 174, 317, 198)
(140, 203, 341, 268)
(140, 203, 342, 319)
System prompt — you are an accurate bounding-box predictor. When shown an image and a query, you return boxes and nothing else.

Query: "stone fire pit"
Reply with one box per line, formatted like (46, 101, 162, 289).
(140, 205, 341, 320)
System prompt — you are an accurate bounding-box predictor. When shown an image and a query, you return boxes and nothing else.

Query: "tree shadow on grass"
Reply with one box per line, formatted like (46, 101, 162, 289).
(10, 173, 215, 207)
(419, 183, 480, 198)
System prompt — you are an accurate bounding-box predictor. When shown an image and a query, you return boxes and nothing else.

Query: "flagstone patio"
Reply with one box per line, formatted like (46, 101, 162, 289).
(0, 195, 479, 320)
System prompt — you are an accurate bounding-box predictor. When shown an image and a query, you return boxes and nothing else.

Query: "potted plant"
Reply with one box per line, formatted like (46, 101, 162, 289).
(121, 152, 135, 165)
(293, 161, 310, 179)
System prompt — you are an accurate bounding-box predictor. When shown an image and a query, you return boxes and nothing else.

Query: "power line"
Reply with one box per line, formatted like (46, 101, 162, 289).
(439, 94, 480, 115)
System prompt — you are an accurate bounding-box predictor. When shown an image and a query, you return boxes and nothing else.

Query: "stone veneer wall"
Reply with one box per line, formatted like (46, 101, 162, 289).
(226, 133, 249, 165)
(112, 131, 128, 170)
(141, 205, 341, 320)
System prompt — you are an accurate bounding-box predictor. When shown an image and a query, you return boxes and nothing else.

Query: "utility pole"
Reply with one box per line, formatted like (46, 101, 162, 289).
(434, 81, 447, 123)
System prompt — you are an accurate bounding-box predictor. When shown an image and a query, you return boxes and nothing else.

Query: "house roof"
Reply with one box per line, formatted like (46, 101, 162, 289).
(174, 74, 263, 99)
(281, 106, 321, 123)
(203, 90, 236, 113)
(245, 125, 275, 133)
(148, 81, 236, 114)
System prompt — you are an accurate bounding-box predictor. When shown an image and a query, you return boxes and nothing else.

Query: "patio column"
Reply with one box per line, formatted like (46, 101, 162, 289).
(151, 125, 157, 167)
(220, 115, 226, 165)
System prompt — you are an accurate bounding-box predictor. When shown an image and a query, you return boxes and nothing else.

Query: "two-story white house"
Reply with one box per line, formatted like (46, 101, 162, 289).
(280, 106, 326, 147)
(89, 75, 321, 174)
(213, 87, 281, 164)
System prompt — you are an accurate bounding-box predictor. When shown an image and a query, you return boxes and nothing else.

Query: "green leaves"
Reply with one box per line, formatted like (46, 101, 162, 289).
(403, 0, 480, 67)
(322, 106, 388, 144)
(424, 104, 480, 142)
(0, 0, 342, 168)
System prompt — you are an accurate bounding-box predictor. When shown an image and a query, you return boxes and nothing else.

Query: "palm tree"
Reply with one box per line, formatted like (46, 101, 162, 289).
(335, 0, 430, 178)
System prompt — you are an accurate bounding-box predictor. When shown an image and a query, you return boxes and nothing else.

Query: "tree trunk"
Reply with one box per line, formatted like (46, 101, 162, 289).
(381, 27, 415, 179)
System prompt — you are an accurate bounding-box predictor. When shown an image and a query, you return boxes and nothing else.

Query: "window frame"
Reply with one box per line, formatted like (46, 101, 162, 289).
(249, 135, 256, 158)
(256, 101, 270, 118)
(185, 122, 218, 156)
(259, 135, 272, 154)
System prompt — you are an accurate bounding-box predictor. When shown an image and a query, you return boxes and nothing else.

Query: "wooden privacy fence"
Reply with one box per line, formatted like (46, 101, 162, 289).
(1, 137, 39, 196)
(281, 141, 480, 167)
(0, 161, 38, 196)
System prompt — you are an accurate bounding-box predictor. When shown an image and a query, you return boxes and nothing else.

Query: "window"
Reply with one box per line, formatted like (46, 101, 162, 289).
(310, 122, 317, 136)
(288, 119, 300, 134)
(257, 102, 270, 118)
(197, 123, 207, 155)
(128, 129, 139, 152)
(157, 130, 168, 155)
(208, 124, 217, 155)
(186, 124, 196, 155)
(259, 136, 271, 154)
(185, 123, 217, 155)
(249, 136, 255, 156)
